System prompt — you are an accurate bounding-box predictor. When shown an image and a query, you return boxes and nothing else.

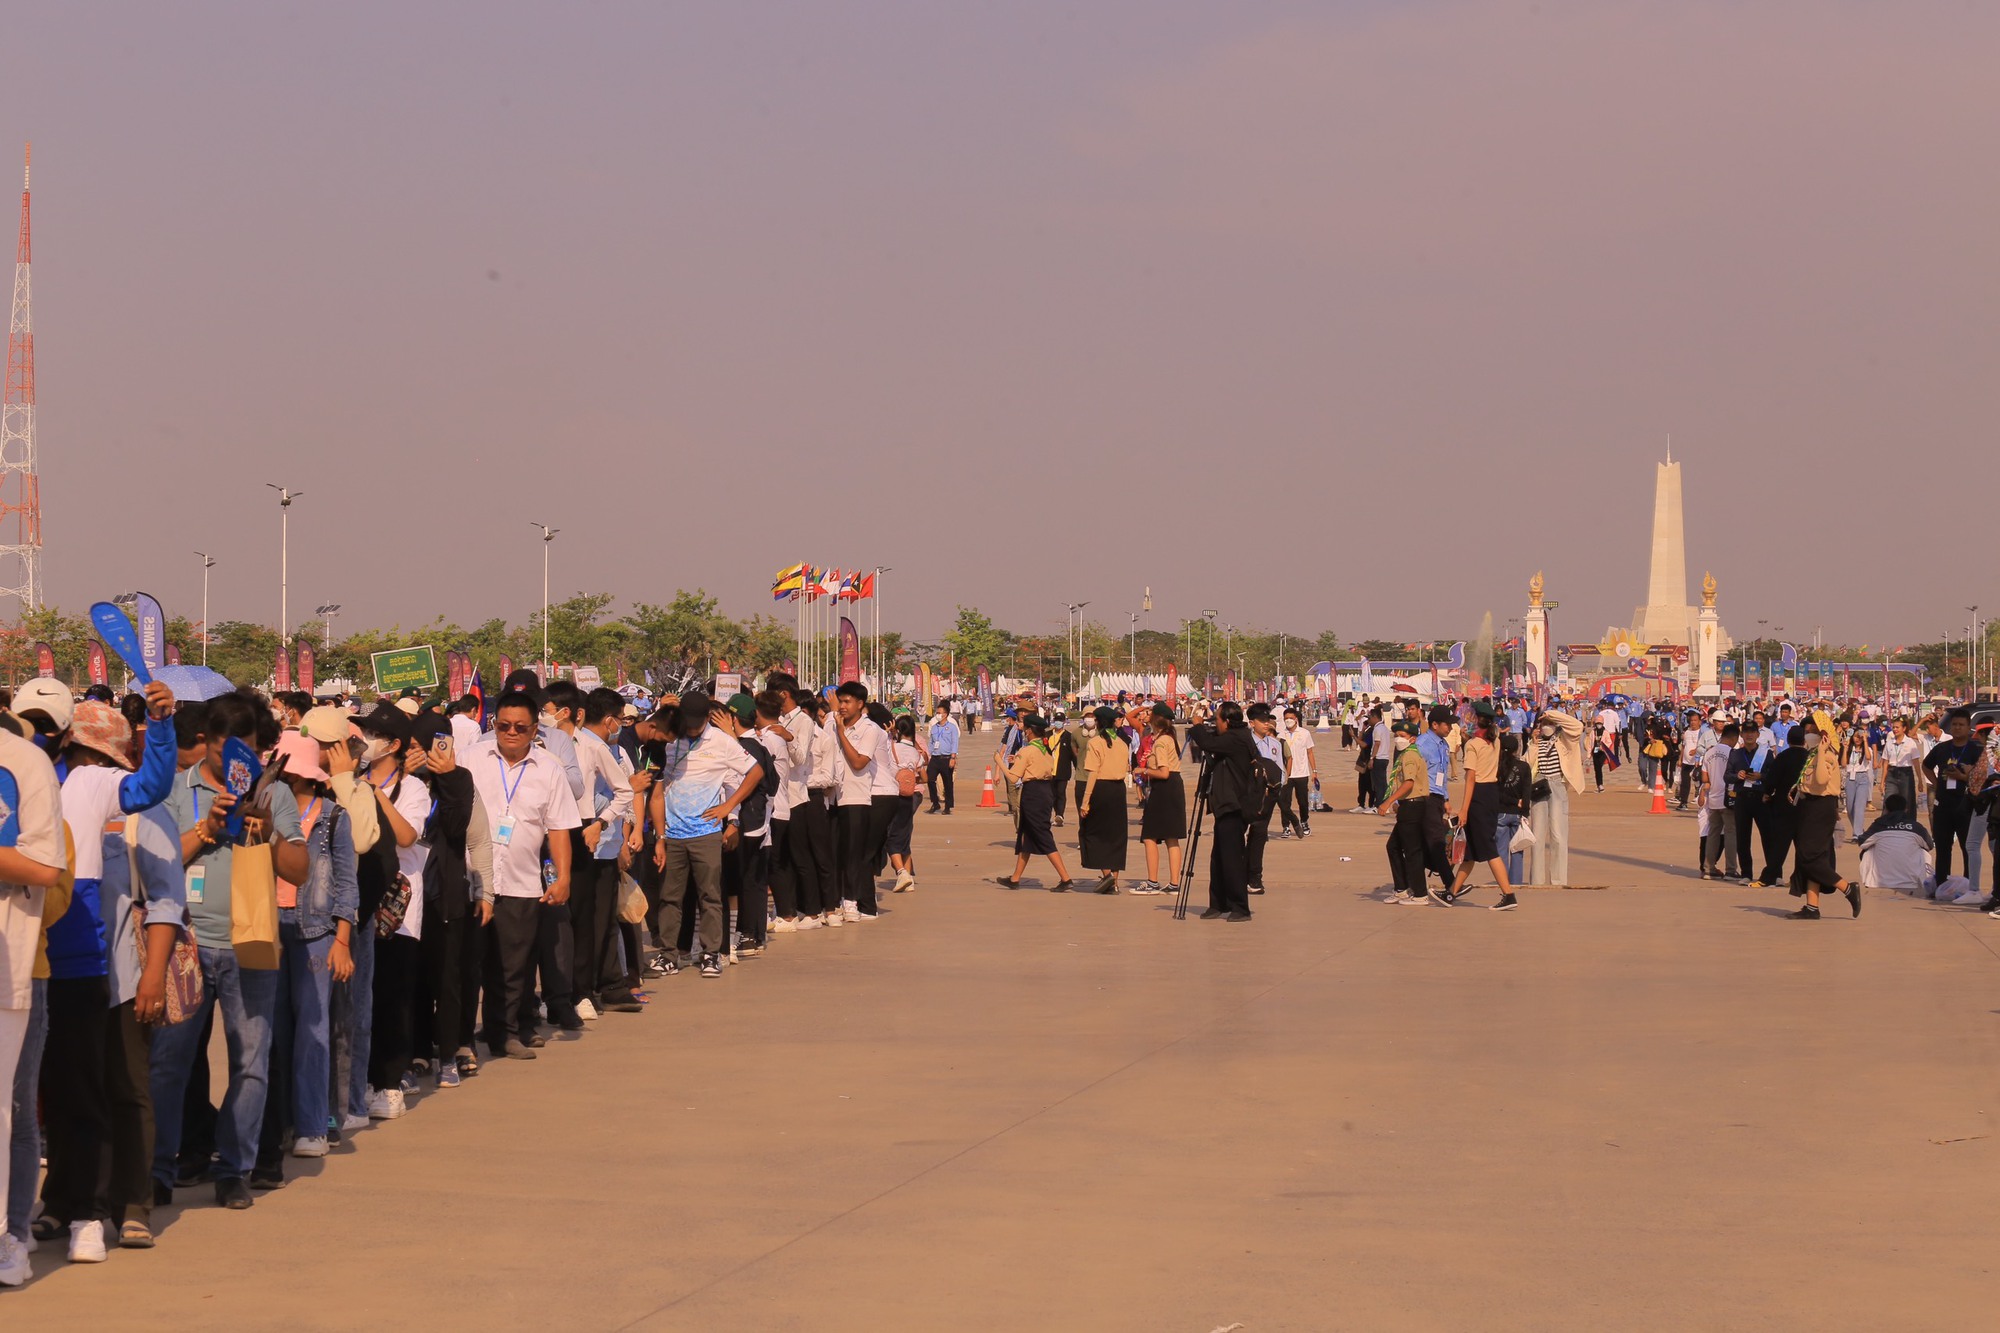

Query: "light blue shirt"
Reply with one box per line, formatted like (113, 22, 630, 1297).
(1415, 732, 1451, 797)
(928, 718, 960, 757)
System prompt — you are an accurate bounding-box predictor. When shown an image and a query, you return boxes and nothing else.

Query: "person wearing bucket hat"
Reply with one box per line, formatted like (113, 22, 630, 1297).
(261, 730, 357, 1161)
(31, 680, 180, 1258)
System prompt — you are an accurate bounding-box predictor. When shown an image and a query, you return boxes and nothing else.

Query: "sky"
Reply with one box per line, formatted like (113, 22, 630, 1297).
(1, 0, 1993, 654)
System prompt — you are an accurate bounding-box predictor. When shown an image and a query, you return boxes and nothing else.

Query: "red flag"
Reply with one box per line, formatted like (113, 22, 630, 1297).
(275, 645, 293, 691)
(447, 651, 468, 700)
(498, 654, 515, 684)
(33, 642, 54, 678)
(297, 640, 317, 695)
(165, 643, 181, 665)
(87, 640, 107, 687)
(1166, 661, 1177, 707)
(858, 572, 876, 599)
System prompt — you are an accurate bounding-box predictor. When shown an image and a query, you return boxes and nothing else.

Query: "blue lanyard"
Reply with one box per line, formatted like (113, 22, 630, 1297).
(301, 796, 322, 831)
(496, 752, 529, 814)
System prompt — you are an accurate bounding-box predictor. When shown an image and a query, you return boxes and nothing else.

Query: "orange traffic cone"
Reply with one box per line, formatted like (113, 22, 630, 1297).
(979, 766, 998, 808)
(1649, 765, 1668, 814)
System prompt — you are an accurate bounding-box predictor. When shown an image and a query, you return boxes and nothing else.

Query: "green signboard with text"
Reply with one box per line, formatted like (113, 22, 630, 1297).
(370, 645, 439, 695)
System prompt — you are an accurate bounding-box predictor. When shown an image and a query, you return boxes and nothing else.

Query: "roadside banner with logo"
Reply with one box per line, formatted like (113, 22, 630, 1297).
(87, 640, 107, 686)
(838, 619, 862, 685)
(133, 592, 168, 672)
(33, 642, 53, 678)
(976, 666, 993, 720)
(498, 654, 515, 684)
(166, 643, 181, 665)
(275, 645, 292, 691)
(297, 640, 316, 695)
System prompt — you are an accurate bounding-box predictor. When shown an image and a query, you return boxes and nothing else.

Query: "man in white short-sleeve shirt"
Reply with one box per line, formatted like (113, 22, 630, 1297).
(830, 683, 885, 919)
(0, 721, 68, 1281)
(466, 690, 579, 1059)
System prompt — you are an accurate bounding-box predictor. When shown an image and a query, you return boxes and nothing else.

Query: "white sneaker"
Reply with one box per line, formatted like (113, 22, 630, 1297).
(770, 917, 798, 933)
(893, 870, 916, 892)
(341, 1112, 370, 1132)
(367, 1087, 407, 1120)
(825, 910, 845, 927)
(292, 1136, 329, 1158)
(0, 1232, 30, 1287)
(842, 902, 863, 922)
(68, 1219, 108, 1264)
(794, 915, 825, 930)
(576, 997, 599, 1021)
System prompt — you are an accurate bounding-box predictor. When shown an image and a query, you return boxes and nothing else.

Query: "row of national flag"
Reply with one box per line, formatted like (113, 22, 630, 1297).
(772, 564, 875, 602)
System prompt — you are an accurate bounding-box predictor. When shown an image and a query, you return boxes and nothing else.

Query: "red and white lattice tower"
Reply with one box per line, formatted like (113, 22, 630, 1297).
(0, 144, 41, 613)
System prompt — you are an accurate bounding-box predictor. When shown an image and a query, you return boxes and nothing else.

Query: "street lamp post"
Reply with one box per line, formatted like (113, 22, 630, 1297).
(1129, 612, 1138, 670)
(194, 551, 216, 666)
(265, 484, 304, 641)
(315, 603, 341, 652)
(1202, 609, 1218, 680)
(531, 523, 559, 681)
(1064, 602, 1090, 699)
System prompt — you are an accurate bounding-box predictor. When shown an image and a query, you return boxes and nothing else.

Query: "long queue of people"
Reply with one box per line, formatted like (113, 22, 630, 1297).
(0, 666, 925, 1286)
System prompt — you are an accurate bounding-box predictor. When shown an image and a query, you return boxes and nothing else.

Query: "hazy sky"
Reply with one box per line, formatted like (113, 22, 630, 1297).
(2, 1, 1992, 653)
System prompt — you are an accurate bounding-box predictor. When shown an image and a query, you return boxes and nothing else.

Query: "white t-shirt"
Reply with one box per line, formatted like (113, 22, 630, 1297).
(449, 714, 482, 753)
(0, 730, 68, 1008)
(392, 774, 433, 940)
(868, 727, 901, 797)
(835, 716, 885, 806)
(467, 741, 582, 899)
(892, 739, 922, 789)
(1881, 736, 1920, 769)
(1701, 743, 1731, 810)
(1597, 708, 1621, 735)
(1370, 722, 1393, 761)
(1285, 724, 1314, 778)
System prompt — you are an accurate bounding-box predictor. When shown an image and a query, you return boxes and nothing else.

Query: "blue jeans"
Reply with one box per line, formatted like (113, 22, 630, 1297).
(149, 946, 279, 1184)
(331, 924, 375, 1121)
(276, 924, 335, 1138)
(6, 977, 47, 1240)
(1496, 813, 1525, 885)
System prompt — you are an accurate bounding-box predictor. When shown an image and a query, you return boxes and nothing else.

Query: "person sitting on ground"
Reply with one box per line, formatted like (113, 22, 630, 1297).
(1856, 793, 1934, 895)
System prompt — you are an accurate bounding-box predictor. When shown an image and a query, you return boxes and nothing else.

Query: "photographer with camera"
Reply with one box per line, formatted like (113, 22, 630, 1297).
(1185, 702, 1258, 921)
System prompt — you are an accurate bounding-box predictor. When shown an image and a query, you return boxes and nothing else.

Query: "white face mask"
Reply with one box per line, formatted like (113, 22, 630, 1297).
(1282, 718, 1296, 731)
(1803, 733, 1821, 750)
(360, 737, 393, 765)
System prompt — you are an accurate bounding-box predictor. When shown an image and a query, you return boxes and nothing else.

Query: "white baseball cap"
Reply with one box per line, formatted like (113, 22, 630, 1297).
(11, 677, 75, 732)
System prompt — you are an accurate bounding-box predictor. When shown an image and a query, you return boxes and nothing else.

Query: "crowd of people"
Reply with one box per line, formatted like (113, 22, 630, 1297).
(0, 666, 929, 1285)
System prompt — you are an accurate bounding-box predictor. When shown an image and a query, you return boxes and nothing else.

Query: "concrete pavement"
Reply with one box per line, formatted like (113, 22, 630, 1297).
(8, 754, 1997, 1330)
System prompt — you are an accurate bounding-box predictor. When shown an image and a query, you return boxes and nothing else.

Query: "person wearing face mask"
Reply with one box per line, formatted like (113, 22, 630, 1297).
(1788, 716, 1860, 919)
(1276, 707, 1314, 838)
(1526, 709, 1585, 887)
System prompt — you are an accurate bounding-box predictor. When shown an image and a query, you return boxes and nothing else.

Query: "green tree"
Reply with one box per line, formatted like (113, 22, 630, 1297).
(624, 590, 735, 679)
(527, 591, 630, 669)
(942, 606, 1011, 673)
(207, 621, 285, 687)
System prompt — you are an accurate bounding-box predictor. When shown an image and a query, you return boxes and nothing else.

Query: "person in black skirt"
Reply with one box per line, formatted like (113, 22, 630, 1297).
(1135, 702, 1186, 894)
(1445, 701, 1518, 910)
(1078, 706, 1130, 895)
(994, 715, 1075, 891)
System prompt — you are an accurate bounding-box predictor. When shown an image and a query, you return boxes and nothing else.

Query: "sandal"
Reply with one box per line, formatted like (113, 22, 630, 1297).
(30, 1213, 66, 1242)
(455, 1047, 479, 1077)
(991, 876, 1022, 890)
(120, 1219, 156, 1249)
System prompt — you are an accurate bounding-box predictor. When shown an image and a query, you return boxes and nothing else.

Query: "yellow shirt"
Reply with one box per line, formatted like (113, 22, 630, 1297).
(1008, 743, 1055, 783)
(1463, 736, 1500, 785)
(1144, 733, 1181, 777)
(1085, 735, 1130, 782)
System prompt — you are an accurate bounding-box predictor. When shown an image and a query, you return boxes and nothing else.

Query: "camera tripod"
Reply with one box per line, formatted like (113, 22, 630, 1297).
(1172, 754, 1212, 920)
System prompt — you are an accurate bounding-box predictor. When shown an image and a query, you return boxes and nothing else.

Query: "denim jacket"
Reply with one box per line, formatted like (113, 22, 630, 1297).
(280, 802, 359, 941)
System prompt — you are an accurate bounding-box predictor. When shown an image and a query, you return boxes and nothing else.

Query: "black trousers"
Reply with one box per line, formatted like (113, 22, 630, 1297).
(483, 897, 542, 1050)
(569, 853, 620, 1004)
(836, 804, 879, 914)
(456, 915, 485, 1053)
(1757, 803, 1796, 885)
(370, 933, 419, 1090)
(1277, 776, 1310, 831)
(868, 795, 898, 876)
(1934, 800, 1973, 881)
(790, 794, 837, 917)
(42, 979, 153, 1227)
(1369, 760, 1390, 807)
(1208, 810, 1250, 915)
(1245, 791, 1277, 887)
(420, 900, 470, 1060)
(769, 817, 798, 918)
(926, 755, 956, 811)
(533, 899, 576, 1023)
(723, 840, 771, 947)
(1676, 761, 1697, 807)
